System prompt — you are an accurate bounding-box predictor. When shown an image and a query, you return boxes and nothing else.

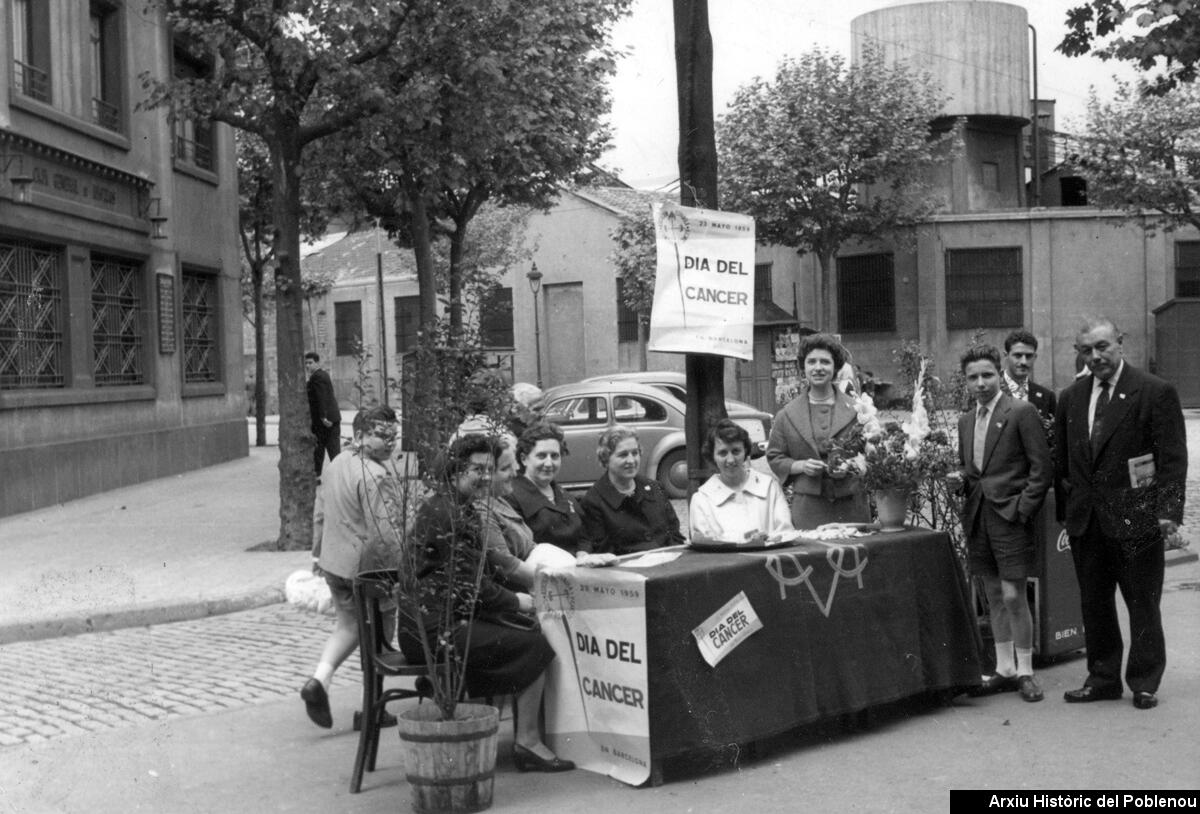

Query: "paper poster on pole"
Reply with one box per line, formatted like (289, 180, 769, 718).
(535, 567, 650, 786)
(648, 202, 756, 361)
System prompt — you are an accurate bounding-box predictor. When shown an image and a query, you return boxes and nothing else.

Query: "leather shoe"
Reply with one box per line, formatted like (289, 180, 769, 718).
(967, 673, 1019, 697)
(1132, 692, 1158, 710)
(1017, 675, 1044, 702)
(1063, 684, 1123, 703)
(352, 709, 398, 731)
(513, 744, 575, 773)
(300, 679, 333, 728)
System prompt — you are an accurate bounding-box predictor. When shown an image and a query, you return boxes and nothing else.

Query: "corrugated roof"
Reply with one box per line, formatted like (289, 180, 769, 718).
(572, 186, 676, 220)
(300, 227, 415, 282)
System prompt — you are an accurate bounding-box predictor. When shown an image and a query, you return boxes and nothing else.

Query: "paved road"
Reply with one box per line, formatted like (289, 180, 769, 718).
(0, 604, 353, 747)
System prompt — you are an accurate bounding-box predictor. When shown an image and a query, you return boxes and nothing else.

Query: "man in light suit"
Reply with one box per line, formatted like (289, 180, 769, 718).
(305, 351, 341, 477)
(1055, 317, 1187, 710)
(947, 345, 1051, 702)
(1001, 329, 1056, 425)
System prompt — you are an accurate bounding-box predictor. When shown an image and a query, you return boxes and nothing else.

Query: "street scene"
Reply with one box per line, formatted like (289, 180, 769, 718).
(6, 0, 1200, 811)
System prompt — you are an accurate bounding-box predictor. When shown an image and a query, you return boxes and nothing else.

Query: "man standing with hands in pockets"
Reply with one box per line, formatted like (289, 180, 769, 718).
(947, 345, 1051, 702)
(1055, 317, 1187, 710)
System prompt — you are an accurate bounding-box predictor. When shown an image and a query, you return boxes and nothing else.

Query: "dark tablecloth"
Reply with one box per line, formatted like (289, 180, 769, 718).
(638, 529, 981, 758)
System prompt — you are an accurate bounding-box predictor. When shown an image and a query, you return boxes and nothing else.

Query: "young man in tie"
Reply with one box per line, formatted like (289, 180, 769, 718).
(947, 346, 1052, 702)
(1001, 330, 1056, 425)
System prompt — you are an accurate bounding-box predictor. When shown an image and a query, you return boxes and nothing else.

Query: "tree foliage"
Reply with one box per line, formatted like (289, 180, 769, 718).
(1059, 0, 1200, 94)
(141, 0, 416, 550)
(1072, 80, 1200, 232)
(607, 213, 656, 370)
(317, 0, 631, 341)
(717, 46, 955, 329)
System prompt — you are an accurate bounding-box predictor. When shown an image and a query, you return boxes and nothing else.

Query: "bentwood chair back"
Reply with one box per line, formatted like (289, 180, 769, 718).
(350, 569, 433, 794)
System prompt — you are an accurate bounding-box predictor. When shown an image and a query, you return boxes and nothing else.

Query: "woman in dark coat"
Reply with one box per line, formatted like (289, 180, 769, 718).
(579, 426, 685, 555)
(400, 434, 572, 772)
(506, 422, 586, 554)
(767, 334, 870, 529)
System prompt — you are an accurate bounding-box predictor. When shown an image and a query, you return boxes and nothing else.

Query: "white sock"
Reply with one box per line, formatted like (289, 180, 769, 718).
(1015, 647, 1034, 677)
(313, 662, 335, 688)
(994, 641, 1016, 676)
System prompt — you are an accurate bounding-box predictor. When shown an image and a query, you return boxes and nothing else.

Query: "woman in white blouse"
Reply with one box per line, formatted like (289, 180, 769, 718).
(690, 419, 794, 544)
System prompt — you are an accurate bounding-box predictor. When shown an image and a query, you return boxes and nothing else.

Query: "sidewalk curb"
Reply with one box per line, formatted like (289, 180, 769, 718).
(0, 587, 286, 646)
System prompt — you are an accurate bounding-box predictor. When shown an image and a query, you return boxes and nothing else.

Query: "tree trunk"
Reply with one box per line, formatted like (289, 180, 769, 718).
(406, 186, 439, 331)
(817, 250, 833, 332)
(674, 0, 727, 497)
(253, 260, 267, 447)
(271, 129, 317, 550)
(448, 219, 465, 343)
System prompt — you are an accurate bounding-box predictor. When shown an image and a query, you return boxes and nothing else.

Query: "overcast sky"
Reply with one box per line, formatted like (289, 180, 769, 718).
(600, 0, 1137, 189)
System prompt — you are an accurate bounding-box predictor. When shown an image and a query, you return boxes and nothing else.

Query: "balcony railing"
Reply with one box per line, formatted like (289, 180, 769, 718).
(175, 133, 215, 172)
(13, 59, 50, 103)
(92, 97, 123, 133)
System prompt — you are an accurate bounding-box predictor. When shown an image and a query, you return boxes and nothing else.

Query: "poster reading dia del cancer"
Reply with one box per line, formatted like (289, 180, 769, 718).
(648, 202, 755, 361)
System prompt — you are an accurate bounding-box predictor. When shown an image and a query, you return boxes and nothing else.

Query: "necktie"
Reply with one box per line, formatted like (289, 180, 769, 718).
(973, 405, 989, 469)
(1091, 379, 1111, 449)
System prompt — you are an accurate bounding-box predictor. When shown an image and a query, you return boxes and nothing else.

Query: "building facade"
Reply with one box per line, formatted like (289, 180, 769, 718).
(2, 1, 245, 517)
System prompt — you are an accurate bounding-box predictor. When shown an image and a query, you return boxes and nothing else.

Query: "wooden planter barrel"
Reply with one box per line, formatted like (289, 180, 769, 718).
(397, 702, 499, 814)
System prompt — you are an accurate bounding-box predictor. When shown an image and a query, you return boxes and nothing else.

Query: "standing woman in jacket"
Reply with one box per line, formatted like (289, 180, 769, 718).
(767, 334, 870, 530)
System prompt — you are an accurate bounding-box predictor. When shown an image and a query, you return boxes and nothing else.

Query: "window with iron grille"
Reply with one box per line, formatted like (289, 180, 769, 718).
(945, 247, 1023, 329)
(172, 40, 216, 171)
(837, 253, 896, 333)
(394, 295, 420, 353)
(181, 268, 219, 383)
(616, 277, 639, 342)
(479, 286, 514, 348)
(335, 300, 362, 357)
(1175, 242, 1200, 297)
(0, 239, 65, 389)
(91, 254, 146, 386)
(89, 2, 123, 133)
(10, 0, 51, 103)
(754, 263, 773, 303)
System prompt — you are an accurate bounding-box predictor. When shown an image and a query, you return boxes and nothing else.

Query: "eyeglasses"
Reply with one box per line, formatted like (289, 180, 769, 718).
(366, 424, 398, 442)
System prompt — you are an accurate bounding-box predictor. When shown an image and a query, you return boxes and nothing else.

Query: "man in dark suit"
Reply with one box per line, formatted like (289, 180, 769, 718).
(1055, 317, 1187, 710)
(305, 351, 341, 477)
(948, 345, 1052, 702)
(1001, 330, 1056, 425)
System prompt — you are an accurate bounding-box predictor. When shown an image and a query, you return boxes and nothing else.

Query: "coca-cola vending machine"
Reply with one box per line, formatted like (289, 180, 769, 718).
(1029, 491, 1087, 660)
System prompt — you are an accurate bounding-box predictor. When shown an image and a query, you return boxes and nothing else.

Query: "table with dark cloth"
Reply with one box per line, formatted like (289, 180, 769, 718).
(537, 528, 982, 785)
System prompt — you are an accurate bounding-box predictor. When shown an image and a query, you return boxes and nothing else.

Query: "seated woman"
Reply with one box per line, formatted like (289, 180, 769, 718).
(579, 426, 685, 555)
(476, 437, 538, 590)
(690, 419, 793, 544)
(401, 434, 573, 772)
(767, 333, 871, 530)
(506, 422, 586, 555)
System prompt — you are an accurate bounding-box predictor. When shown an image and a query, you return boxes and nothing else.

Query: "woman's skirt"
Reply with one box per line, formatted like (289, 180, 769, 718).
(790, 491, 871, 530)
(400, 620, 555, 698)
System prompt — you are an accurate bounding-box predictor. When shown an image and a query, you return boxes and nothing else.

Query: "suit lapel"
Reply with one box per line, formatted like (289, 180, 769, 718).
(788, 397, 820, 456)
(980, 394, 1009, 471)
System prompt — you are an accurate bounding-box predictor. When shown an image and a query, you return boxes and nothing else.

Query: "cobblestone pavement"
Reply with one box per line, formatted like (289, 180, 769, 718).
(0, 604, 346, 748)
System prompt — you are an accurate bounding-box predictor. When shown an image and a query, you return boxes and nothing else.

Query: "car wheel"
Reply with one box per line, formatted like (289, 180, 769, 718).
(657, 448, 689, 500)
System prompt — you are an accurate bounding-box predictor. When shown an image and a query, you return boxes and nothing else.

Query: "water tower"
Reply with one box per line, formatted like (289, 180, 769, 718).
(852, 1, 1031, 212)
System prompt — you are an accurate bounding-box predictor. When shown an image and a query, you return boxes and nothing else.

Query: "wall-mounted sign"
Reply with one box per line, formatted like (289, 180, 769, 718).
(157, 273, 176, 354)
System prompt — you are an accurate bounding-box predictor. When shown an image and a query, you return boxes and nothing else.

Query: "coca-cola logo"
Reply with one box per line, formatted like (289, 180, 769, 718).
(1056, 530, 1071, 553)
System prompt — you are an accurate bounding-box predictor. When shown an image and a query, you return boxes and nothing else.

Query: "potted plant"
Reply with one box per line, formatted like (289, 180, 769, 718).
(362, 325, 518, 813)
(837, 360, 957, 531)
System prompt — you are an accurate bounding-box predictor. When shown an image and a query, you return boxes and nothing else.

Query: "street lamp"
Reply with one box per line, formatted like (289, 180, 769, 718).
(526, 263, 543, 388)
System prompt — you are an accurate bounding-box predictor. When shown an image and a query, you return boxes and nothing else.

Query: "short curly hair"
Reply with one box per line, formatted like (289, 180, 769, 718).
(701, 419, 751, 464)
(798, 333, 846, 373)
(596, 426, 640, 468)
(515, 421, 568, 470)
(437, 433, 499, 482)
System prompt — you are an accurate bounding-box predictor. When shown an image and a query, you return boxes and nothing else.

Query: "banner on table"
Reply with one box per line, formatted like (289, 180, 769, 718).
(691, 590, 763, 667)
(535, 567, 650, 786)
(647, 202, 756, 361)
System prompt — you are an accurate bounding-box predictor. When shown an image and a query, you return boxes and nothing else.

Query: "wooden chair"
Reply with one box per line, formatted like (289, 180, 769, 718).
(350, 569, 433, 794)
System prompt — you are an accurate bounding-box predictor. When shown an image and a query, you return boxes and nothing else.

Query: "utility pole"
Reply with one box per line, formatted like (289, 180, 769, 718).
(674, 0, 728, 495)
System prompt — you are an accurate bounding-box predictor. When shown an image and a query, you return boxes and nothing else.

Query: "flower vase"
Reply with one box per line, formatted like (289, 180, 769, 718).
(873, 488, 911, 532)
